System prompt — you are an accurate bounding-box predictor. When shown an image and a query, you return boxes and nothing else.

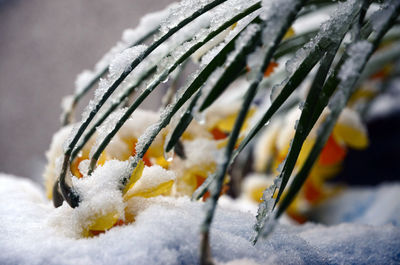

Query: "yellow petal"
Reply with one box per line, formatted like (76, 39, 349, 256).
(122, 160, 144, 195)
(250, 186, 266, 202)
(348, 87, 377, 107)
(216, 135, 244, 149)
(310, 163, 342, 180)
(333, 109, 369, 149)
(214, 108, 256, 133)
(283, 27, 295, 40)
(154, 156, 171, 169)
(297, 138, 315, 168)
(124, 180, 174, 200)
(87, 211, 119, 232)
(254, 120, 282, 172)
(217, 138, 229, 149)
(333, 123, 369, 149)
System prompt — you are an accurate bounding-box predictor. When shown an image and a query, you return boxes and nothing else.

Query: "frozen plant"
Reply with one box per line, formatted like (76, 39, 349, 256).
(46, 0, 400, 264)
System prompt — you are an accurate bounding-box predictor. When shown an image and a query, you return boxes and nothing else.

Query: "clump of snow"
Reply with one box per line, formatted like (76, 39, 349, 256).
(49, 160, 130, 237)
(109, 45, 148, 78)
(338, 41, 373, 83)
(118, 109, 160, 141)
(74, 70, 95, 95)
(367, 77, 400, 120)
(312, 183, 400, 226)
(1, 173, 400, 265)
(172, 138, 217, 169)
(122, 4, 175, 44)
(328, 40, 373, 114)
(43, 125, 74, 198)
(60, 95, 74, 116)
(292, 7, 331, 34)
(134, 121, 165, 158)
(159, 0, 217, 35)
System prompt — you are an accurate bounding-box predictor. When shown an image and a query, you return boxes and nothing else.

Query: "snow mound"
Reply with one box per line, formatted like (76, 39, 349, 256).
(1, 174, 399, 265)
(312, 183, 400, 226)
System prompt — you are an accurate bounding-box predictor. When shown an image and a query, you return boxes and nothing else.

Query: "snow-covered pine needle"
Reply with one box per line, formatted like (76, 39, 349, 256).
(251, 0, 369, 241)
(60, 6, 171, 125)
(56, 0, 237, 208)
(198, 0, 306, 262)
(88, 2, 262, 173)
(271, 0, 400, 236)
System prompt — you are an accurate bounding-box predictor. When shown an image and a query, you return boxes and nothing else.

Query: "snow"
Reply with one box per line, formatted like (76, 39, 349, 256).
(90, 107, 127, 159)
(285, 0, 363, 75)
(172, 138, 220, 172)
(312, 183, 400, 227)
(108, 45, 147, 78)
(44, 125, 74, 197)
(328, 40, 373, 114)
(369, 0, 399, 34)
(292, 8, 331, 35)
(151, 0, 259, 92)
(122, 4, 175, 44)
(51, 160, 130, 237)
(60, 95, 74, 116)
(74, 70, 95, 95)
(1, 173, 399, 264)
(338, 41, 373, 83)
(367, 77, 400, 120)
(134, 121, 164, 158)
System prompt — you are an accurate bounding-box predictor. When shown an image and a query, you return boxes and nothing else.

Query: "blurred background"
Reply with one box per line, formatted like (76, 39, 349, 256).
(0, 0, 173, 182)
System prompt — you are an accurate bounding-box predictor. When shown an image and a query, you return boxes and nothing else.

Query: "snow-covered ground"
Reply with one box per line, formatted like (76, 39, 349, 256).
(0, 173, 399, 265)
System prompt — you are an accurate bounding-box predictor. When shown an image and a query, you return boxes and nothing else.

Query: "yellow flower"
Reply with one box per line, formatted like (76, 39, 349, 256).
(251, 106, 369, 221)
(44, 99, 255, 237)
(83, 160, 176, 237)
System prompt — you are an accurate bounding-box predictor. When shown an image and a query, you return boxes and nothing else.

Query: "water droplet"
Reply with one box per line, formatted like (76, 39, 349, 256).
(161, 76, 169, 84)
(164, 149, 174, 162)
(194, 111, 205, 125)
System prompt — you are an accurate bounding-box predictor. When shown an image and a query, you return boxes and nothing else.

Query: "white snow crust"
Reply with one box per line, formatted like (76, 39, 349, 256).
(1, 174, 399, 265)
